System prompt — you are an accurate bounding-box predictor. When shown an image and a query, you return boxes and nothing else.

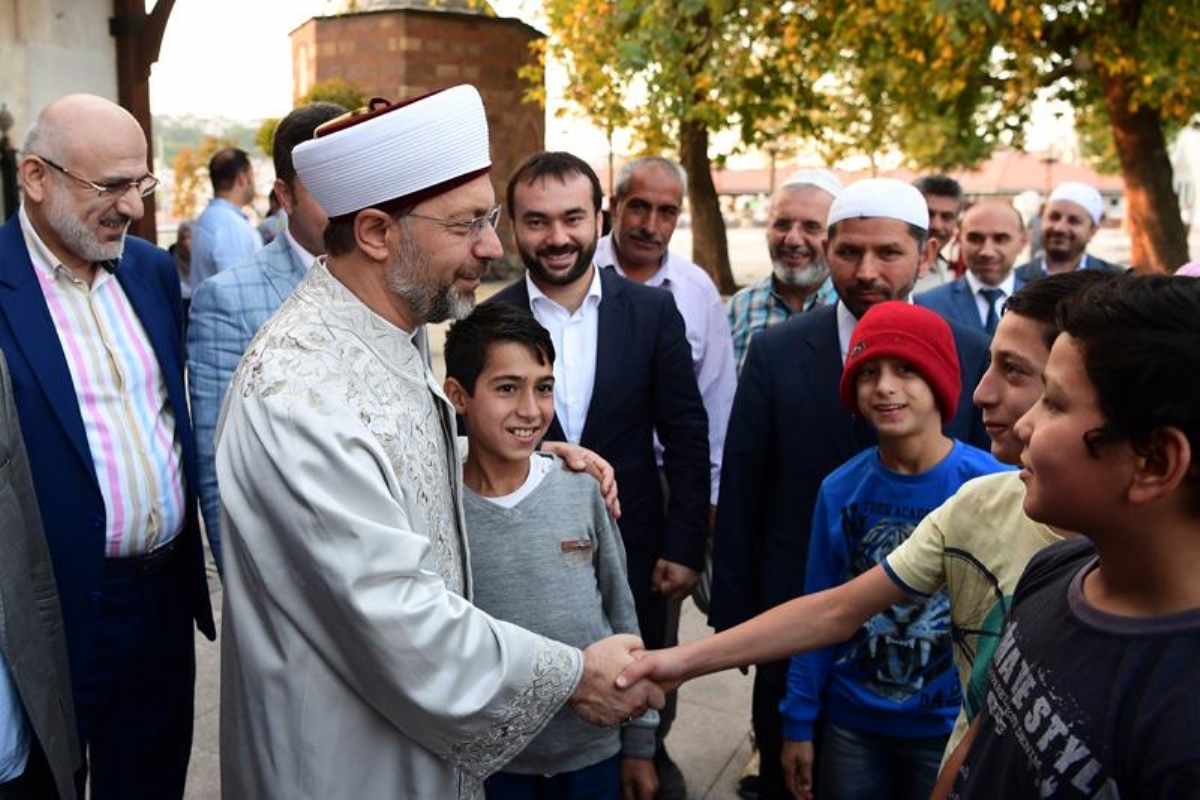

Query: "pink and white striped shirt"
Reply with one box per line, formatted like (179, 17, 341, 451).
(20, 208, 185, 556)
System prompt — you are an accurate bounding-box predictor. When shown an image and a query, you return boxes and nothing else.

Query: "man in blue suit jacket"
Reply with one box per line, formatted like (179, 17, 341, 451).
(0, 95, 214, 799)
(916, 200, 1030, 336)
(710, 179, 990, 800)
(188, 102, 345, 567)
(490, 153, 709, 657)
(1013, 181, 1125, 283)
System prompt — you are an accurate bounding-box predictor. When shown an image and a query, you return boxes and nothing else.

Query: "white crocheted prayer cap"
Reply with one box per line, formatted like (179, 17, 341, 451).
(292, 84, 491, 218)
(1048, 181, 1103, 224)
(827, 178, 929, 230)
(779, 168, 844, 198)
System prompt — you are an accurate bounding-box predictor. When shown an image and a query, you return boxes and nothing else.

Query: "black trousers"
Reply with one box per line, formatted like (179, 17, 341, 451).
(73, 543, 196, 800)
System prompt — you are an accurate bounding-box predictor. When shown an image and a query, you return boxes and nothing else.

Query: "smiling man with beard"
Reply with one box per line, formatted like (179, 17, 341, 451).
(1014, 181, 1125, 282)
(0, 94, 214, 799)
(490, 150, 710, 798)
(728, 169, 842, 374)
(709, 178, 990, 800)
(216, 93, 666, 800)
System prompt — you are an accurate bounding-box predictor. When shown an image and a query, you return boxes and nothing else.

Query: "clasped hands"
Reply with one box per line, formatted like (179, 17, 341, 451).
(570, 635, 690, 727)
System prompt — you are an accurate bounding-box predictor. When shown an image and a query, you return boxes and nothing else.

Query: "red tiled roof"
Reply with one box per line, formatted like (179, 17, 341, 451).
(596, 150, 1124, 198)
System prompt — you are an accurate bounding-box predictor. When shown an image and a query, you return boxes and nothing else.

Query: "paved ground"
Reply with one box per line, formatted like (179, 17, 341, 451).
(183, 576, 755, 799)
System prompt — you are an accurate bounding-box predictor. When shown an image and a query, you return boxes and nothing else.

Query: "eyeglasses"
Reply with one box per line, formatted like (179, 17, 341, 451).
(404, 204, 502, 242)
(36, 155, 160, 199)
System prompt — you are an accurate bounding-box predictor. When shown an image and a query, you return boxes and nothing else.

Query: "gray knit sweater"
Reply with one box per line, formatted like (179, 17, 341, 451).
(464, 460, 658, 775)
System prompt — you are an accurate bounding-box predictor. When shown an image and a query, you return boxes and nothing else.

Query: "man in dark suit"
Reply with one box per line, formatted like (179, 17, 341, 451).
(0, 94, 214, 800)
(709, 178, 990, 800)
(1013, 181, 1125, 283)
(490, 151, 709, 796)
(916, 200, 1030, 336)
(0, 352, 80, 799)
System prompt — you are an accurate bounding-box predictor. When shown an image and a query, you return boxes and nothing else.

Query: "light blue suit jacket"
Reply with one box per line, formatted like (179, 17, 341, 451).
(915, 273, 1026, 335)
(187, 233, 309, 568)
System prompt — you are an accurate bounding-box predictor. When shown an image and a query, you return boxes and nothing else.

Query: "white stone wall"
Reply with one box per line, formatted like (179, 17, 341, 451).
(0, 0, 118, 147)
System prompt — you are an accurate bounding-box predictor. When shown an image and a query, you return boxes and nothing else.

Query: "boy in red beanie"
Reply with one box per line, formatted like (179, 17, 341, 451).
(779, 301, 1008, 800)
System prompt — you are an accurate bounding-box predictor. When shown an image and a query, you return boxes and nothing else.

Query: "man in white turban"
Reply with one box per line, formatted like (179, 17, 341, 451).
(1014, 181, 1126, 282)
(709, 178, 991, 800)
(216, 86, 663, 799)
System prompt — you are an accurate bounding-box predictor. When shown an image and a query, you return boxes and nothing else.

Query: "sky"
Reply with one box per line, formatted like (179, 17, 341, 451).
(151, 0, 338, 120)
(148, 0, 1071, 165)
(151, 0, 538, 120)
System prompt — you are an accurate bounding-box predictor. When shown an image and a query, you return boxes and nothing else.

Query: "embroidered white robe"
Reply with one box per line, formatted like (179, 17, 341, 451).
(216, 260, 583, 799)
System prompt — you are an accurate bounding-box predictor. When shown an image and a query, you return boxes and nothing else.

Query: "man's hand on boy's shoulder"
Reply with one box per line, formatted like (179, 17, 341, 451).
(621, 755, 658, 800)
(540, 441, 621, 519)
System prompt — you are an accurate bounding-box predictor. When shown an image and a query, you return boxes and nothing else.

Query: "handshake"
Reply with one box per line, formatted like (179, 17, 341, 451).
(568, 634, 688, 727)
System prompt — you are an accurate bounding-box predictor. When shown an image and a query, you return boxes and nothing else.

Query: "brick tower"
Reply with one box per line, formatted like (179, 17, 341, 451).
(290, 1, 545, 273)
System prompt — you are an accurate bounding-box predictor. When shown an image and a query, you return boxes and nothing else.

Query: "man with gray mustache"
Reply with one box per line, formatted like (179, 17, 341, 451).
(727, 169, 842, 374)
(593, 156, 737, 798)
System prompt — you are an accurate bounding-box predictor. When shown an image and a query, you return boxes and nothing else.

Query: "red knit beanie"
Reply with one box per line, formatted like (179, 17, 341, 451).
(840, 302, 961, 422)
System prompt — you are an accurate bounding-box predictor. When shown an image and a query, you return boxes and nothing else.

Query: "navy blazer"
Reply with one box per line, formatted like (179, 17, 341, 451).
(0, 215, 215, 688)
(915, 273, 1027, 333)
(708, 304, 990, 638)
(488, 267, 709, 647)
(1013, 255, 1125, 284)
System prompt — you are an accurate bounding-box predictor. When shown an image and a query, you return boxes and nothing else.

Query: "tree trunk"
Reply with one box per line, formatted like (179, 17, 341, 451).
(679, 120, 737, 294)
(1100, 72, 1189, 273)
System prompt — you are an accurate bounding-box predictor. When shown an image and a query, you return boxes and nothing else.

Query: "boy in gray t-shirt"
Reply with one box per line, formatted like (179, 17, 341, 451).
(445, 304, 657, 799)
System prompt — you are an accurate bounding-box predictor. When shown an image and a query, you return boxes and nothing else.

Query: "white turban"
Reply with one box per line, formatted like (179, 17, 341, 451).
(827, 178, 929, 230)
(292, 84, 491, 218)
(780, 168, 843, 198)
(1048, 181, 1103, 225)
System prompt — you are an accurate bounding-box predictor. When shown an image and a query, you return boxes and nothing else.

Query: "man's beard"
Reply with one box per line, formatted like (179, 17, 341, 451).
(771, 257, 828, 289)
(385, 223, 478, 325)
(1043, 233, 1084, 265)
(45, 186, 128, 263)
(518, 237, 596, 287)
(838, 271, 918, 319)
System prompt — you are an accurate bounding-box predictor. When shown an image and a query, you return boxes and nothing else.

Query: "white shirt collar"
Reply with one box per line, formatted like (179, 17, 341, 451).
(284, 228, 316, 271)
(525, 263, 603, 315)
(964, 269, 1016, 297)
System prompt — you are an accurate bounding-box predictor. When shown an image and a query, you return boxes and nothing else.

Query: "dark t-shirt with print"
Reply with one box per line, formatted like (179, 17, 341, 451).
(951, 538, 1200, 798)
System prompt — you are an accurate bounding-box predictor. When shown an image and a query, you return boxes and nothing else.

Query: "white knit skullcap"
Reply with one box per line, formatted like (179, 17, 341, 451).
(827, 178, 929, 230)
(779, 168, 843, 198)
(292, 84, 491, 218)
(1048, 181, 1103, 225)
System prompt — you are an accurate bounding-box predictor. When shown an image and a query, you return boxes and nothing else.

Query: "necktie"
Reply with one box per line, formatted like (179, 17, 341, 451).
(980, 287, 1004, 335)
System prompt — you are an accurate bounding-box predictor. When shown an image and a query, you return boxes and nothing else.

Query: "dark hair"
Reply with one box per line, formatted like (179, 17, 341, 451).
(1058, 274, 1200, 498)
(913, 174, 964, 204)
(444, 303, 556, 395)
(1004, 270, 1118, 348)
(274, 102, 346, 188)
(827, 219, 929, 250)
(506, 151, 603, 219)
(209, 147, 252, 192)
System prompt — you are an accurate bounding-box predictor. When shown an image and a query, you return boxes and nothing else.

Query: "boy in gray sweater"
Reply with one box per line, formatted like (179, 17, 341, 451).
(444, 303, 658, 800)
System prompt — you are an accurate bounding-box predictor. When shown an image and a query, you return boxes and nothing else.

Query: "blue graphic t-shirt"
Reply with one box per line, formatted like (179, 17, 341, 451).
(781, 440, 1007, 741)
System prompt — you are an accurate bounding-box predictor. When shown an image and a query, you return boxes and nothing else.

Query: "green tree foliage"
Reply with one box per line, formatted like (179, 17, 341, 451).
(299, 78, 367, 111)
(172, 135, 234, 221)
(544, 0, 1200, 276)
(257, 118, 281, 160)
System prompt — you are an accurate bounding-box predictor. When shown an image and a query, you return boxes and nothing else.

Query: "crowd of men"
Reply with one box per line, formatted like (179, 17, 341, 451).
(0, 84, 1195, 800)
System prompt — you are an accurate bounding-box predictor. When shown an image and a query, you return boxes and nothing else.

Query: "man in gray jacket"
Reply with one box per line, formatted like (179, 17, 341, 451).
(0, 351, 80, 799)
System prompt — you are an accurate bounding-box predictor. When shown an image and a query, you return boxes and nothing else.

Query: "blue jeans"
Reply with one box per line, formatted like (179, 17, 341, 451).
(485, 754, 621, 800)
(815, 721, 947, 800)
